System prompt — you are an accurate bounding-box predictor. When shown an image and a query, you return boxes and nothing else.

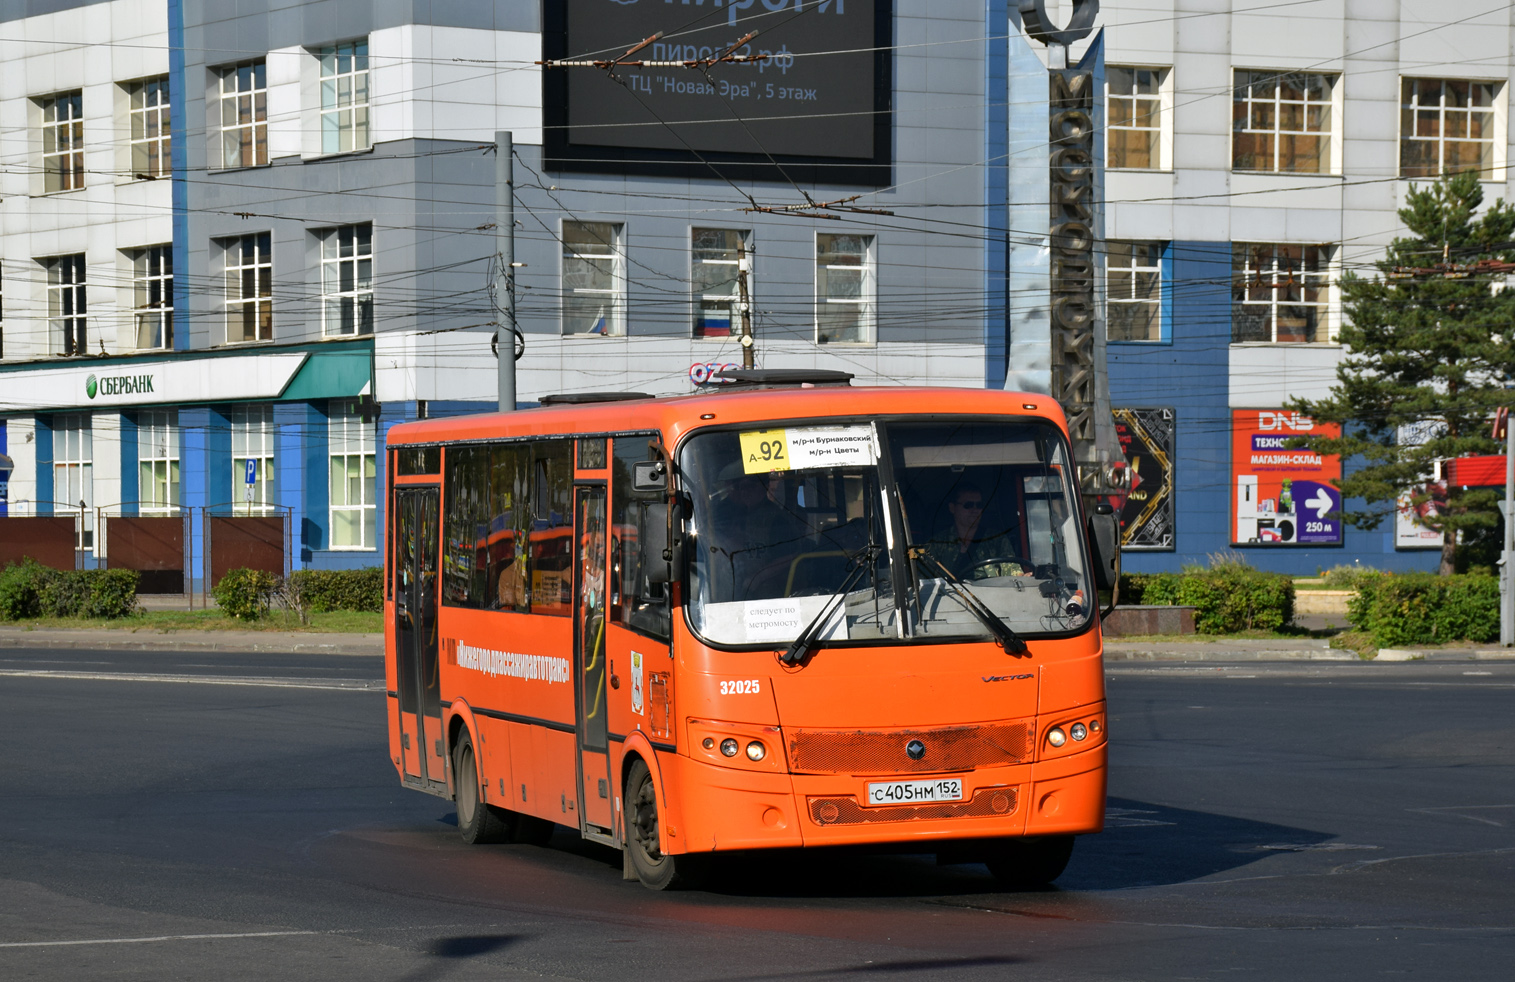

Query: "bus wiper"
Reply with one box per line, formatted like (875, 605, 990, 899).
(909, 549, 1030, 657)
(780, 546, 879, 666)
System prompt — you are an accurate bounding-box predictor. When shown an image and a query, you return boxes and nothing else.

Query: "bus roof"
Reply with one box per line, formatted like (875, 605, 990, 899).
(385, 386, 1070, 448)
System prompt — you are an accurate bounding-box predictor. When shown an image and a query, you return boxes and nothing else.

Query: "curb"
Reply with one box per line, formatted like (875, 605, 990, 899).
(1376, 647, 1515, 662)
(1104, 647, 1359, 662)
(0, 632, 383, 656)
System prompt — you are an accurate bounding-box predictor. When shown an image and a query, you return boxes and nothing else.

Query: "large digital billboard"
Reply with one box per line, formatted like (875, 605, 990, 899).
(1231, 409, 1343, 547)
(544, 0, 892, 183)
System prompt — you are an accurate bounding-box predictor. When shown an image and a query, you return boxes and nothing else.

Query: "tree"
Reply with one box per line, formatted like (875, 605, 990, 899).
(1289, 171, 1515, 575)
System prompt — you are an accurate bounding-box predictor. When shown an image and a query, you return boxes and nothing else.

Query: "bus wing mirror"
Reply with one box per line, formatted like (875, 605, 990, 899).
(642, 502, 675, 584)
(633, 460, 668, 492)
(1088, 509, 1121, 596)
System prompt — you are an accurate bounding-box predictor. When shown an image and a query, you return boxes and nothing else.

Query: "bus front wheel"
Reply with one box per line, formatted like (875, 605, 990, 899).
(453, 731, 512, 845)
(984, 835, 1075, 889)
(624, 759, 707, 891)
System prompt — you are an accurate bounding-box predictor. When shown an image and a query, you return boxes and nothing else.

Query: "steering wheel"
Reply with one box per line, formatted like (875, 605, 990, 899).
(962, 556, 1030, 580)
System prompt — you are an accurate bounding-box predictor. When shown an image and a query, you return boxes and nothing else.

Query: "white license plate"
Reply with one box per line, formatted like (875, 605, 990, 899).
(865, 778, 964, 805)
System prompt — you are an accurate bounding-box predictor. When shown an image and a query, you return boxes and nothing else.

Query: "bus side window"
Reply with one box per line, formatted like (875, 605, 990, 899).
(531, 440, 574, 616)
(489, 443, 530, 612)
(442, 445, 490, 607)
(611, 437, 671, 641)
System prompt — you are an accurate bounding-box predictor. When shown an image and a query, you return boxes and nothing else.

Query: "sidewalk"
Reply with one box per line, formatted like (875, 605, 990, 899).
(0, 625, 383, 656)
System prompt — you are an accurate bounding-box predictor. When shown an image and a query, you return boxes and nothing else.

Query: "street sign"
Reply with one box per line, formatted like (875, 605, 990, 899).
(244, 459, 257, 502)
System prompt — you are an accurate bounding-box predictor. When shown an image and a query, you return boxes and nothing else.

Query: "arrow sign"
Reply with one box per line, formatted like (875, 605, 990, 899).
(1307, 488, 1334, 519)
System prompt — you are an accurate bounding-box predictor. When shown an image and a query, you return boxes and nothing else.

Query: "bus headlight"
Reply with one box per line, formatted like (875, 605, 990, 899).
(1047, 727, 1066, 748)
(720, 738, 739, 757)
(746, 741, 766, 761)
(1071, 723, 1087, 742)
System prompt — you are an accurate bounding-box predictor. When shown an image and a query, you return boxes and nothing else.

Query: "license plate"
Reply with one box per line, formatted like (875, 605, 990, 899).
(865, 778, 964, 805)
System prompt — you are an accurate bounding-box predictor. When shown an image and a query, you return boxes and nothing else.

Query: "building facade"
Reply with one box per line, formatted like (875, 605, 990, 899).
(0, 0, 1506, 582)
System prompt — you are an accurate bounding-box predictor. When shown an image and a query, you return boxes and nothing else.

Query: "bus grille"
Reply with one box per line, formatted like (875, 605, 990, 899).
(807, 787, 1018, 826)
(785, 722, 1032, 775)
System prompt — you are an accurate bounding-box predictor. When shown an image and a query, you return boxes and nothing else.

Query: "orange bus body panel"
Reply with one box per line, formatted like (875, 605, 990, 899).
(385, 386, 1105, 857)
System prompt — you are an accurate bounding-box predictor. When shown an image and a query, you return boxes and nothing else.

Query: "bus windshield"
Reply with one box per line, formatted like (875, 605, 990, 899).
(682, 418, 1092, 647)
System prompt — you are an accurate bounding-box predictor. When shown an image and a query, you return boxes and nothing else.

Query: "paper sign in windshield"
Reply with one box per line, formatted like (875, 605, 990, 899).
(739, 425, 875, 475)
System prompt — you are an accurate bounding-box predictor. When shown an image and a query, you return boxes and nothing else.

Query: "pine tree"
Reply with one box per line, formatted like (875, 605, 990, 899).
(1289, 171, 1515, 575)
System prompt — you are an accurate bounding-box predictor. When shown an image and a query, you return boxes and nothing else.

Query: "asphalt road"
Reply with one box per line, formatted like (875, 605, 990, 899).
(0, 648, 1511, 980)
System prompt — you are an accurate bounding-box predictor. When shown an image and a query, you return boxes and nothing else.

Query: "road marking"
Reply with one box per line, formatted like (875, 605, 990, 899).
(0, 930, 317, 948)
(0, 669, 382, 692)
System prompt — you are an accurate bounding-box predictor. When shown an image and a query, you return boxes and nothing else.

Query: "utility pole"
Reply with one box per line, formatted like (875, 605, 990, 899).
(496, 131, 516, 413)
(737, 239, 754, 369)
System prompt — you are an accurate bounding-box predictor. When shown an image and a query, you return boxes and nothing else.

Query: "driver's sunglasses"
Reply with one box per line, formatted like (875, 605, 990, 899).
(956, 500, 985, 510)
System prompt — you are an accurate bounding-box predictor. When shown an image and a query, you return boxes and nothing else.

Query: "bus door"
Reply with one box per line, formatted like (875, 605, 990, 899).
(573, 484, 615, 832)
(395, 486, 446, 792)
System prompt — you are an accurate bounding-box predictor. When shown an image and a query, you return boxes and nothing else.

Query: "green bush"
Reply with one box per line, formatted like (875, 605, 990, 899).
(0, 559, 47, 620)
(1348, 572, 1498, 648)
(0, 560, 139, 620)
(289, 567, 383, 613)
(1321, 563, 1385, 591)
(1124, 555, 1293, 634)
(213, 567, 278, 621)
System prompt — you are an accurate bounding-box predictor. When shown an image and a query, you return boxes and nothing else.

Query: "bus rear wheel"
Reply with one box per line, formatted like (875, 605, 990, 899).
(624, 759, 707, 891)
(453, 731, 512, 845)
(984, 835, 1075, 889)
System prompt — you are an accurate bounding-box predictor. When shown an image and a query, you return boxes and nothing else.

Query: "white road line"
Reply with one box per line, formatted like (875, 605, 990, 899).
(0, 669, 383, 692)
(0, 930, 318, 948)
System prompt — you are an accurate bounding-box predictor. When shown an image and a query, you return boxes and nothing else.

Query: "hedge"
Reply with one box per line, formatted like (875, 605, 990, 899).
(1347, 572, 1498, 648)
(1117, 558, 1294, 634)
(212, 568, 278, 621)
(289, 567, 383, 613)
(0, 559, 140, 620)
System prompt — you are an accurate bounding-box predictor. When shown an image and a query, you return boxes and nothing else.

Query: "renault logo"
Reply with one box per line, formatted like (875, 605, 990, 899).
(905, 740, 926, 761)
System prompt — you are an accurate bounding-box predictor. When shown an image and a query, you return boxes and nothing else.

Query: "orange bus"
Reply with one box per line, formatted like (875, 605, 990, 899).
(385, 371, 1115, 889)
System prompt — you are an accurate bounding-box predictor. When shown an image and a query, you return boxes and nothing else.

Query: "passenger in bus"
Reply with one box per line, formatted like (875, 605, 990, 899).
(923, 483, 1030, 578)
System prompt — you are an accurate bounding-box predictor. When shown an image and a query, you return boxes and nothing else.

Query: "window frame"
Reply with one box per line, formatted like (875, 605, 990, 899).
(222, 232, 272, 344)
(1106, 240, 1166, 343)
(40, 90, 85, 193)
(329, 401, 377, 550)
(318, 223, 374, 337)
(316, 40, 371, 155)
(214, 60, 268, 170)
(44, 254, 88, 356)
(691, 227, 752, 339)
(1232, 69, 1341, 175)
(230, 404, 277, 517)
(136, 409, 180, 516)
(130, 244, 173, 350)
(1231, 242, 1336, 345)
(53, 414, 93, 549)
(1399, 77, 1506, 182)
(560, 220, 627, 337)
(1106, 65, 1170, 171)
(815, 232, 876, 345)
(127, 76, 171, 180)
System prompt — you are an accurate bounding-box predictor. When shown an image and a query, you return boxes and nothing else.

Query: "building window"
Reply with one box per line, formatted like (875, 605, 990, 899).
(230, 405, 276, 516)
(216, 60, 267, 168)
(41, 90, 85, 192)
(44, 254, 87, 356)
(136, 410, 179, 516)
(561, 221, 625, 336)
(816, 233, 875, 344)
(1108, 66, 1165, 170)
(692, 228, 751, 338)
(128, 76, 171, 180)
(1, 267, 5, 360)
(1232, 71, 1336, 174)
(319, 224, 373, 336)
(1107, 241, 1163, 341)
(223, 233, 272, 343)
(318, 40, 370, 154)
(53, 414, 93, 549)
(1401, 78, 1500, 179)
(1232, 243, 1333, 343)
(131, 245, 173, 350)
(329, 402, 376, 549)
